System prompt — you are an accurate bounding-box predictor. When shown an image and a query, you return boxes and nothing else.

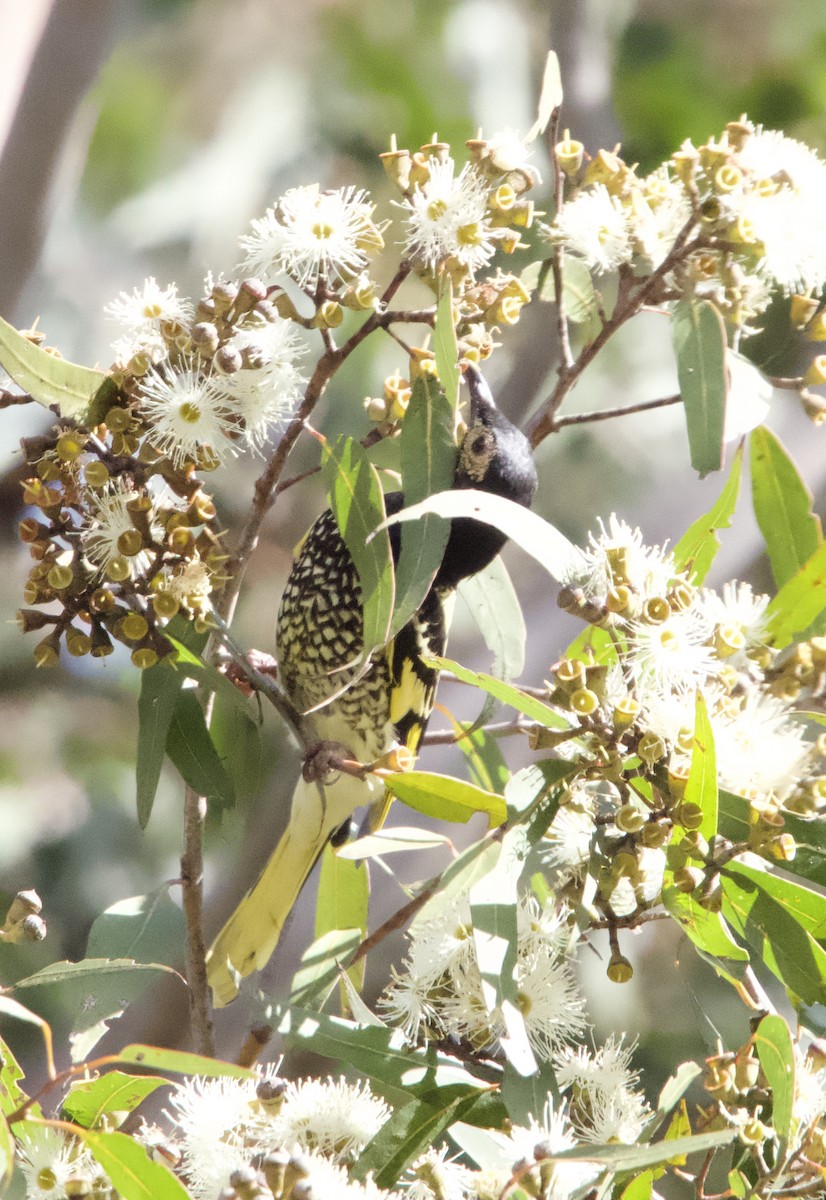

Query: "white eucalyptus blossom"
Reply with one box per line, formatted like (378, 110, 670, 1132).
(401, 157, 497, 273)
(139, 367, 237, 467)
(552, 184, 633, 273)
(272, 1076, 389, 1163)
(16, 1126, 91, 1200)
(106, 276, 192, 339)
(82, 479, 158, 579)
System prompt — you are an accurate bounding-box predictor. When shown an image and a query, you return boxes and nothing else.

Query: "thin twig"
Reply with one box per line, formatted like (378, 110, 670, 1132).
(548, 104, 574, 374)
(350, 878, 442, 965)
(422, 717, 531, 746)
(551, 393, 683, 430)
(180, 785, 215, 1056)
(0, 388, 35, 408)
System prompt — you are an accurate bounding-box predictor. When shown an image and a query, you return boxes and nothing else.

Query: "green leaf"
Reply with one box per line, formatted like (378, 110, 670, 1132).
(392, 374, 457, 639)
(0, 314, 107, 421)
(621, 1171, 654, 1200)
(354, 1087, 495, 1189)
(426, 655, 569, 729)
(380, 491, 583, 581)
(721, 863, 826, 1004)
(719, 790, 826, 889)
(672, 444, 742, 582)
(501, 1058, 558, 1126)
(449, 719, 510, 795)
(278, 1008, 495, 1106)
(0, 1033, 28, 1115)
(765, 541, 826, 648)
(324, 435, 395, 658)
(136, 620, 208, 827)
(458, 555, 527, 681)
(546, 1128, 735, 1171)
(336, 827, 451, 860)
(412, 833, 506, 930)
(662, 887, 748, 963)
(113, 1045, 252, 1079)
(683, 692, 718, 842)
(522, 256, 600, 325)
(289, 929, 363, 1009)
(315, 843, 369, 998)
(208, 689, 266, 806)
(470, 828, 534, 1075)
(653, 1062, 705, 1129)
(383, 771, 507, 826)
(671, 298, 728, 477)
(77, 1128, 190, 1200)
(526, 50, 563, 141)
(726, 859, 826, 937)
(86, 889, 185, 967)
(750, 426, 822, 589)
(753, 1014, 795, 1149)
(63, 1072, 167, 1129)
(0, 1110, 12, 1191)
(433, 278, 460, 411)
(165, 689, 235, 812)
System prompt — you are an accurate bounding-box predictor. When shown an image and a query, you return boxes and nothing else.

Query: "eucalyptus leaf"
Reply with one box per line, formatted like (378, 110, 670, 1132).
(87, 889, 185, 967)
(165, 689, 235, 813)
(316, 842, 369, 997)
(672, 444, 742, 582)
(379, 489, 584, 581)
(290, 928, 363, 1010)
(0, 314, 107, 421)
(426, 655, 569, 728)
(433, 279, 460, 411)
(383, 770, 507, 826)
(671, 299, 728, 477)
(765, 541, 826, 648)
(526, 50, 563, 141)
(77, 1129, 190, 1200)
(682, 692, 718, 842)
(750, 426, 822, 589)
(114, 1044, 252, 1079)
(753, 1014, 795, 1149)
(458, 555, 526, 681)
(63, 1072, 167, 1129)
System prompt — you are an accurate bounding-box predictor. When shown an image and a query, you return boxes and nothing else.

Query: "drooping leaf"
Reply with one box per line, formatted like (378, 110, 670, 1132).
(62, 1072, 167, 1129)
(672, 444, 743, 582)
(750, 426, 822, 589)
(753, 1014, 795, 1149)
(379, 490, 583, 581)
(501, 1058, 559, 1127)
(522, 255, 600, 324)
(671, 298, 728, 477)
(653, 1062, 705, 1131)
(426, 655, 569, 728)
(136, 619, 208, 828)
(0, 314, 107, 421)
(165, 689, 235, 812)
(433, 278, 460, 411)
(662, 887, 748, 964)
(315, 843, 369, 998)
(0, 1033, 28, 1114)
(86, 889, 185, 967)
(382, 770, 506, 827)
(719, 790, 826, 889)
(765, 541, 826, 648)
(0, 1111, 12, 1191)
(448, 718, 510, 796)
(682, 692, 718, 842)
(392, 374, 457, 639)
(458, 555, 527, 681)
(77, 1128, 190, 1200)
(336, 827, 451, 860)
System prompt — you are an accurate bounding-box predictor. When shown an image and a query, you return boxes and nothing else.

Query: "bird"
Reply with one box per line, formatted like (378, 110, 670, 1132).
(206, 364, 538, 1006)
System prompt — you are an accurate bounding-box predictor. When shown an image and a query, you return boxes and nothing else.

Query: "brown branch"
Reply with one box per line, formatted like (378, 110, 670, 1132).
(548, 104, 574, 374)
(421, 717, 531, 746)
(350, 878, 442, 965)
(529, 221, 704, 448)
(550, 392, 683, 431)
(180, 785, 215, 1056)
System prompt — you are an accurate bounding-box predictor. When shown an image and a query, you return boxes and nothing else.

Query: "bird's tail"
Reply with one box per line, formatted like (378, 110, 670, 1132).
(206, 772, 371, 1007)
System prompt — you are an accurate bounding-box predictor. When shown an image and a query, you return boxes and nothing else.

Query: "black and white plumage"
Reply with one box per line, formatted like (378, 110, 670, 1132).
(206, 366, 537, 1005)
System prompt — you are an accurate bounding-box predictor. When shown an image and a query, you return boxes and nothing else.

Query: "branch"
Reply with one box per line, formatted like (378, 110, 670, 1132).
(0, 388, 35, 408)
(421, 717, 531, 746)
(180, 785, 215, 1056)
(548, 104, 574, 374)
(550, 392, 683, 431)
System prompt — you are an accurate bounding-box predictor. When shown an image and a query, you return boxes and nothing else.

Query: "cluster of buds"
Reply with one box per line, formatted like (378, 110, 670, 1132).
(699, 1037, 826, 1183)
(548, 116, 826, 346)
(527, 520, 826, 960)
(0, 888, 45, 944)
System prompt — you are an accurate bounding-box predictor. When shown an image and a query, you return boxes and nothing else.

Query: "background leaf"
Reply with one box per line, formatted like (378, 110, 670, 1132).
(671, 298, 728, 477)
(86, 889, 185, 967)
(750, 426, 822, 588)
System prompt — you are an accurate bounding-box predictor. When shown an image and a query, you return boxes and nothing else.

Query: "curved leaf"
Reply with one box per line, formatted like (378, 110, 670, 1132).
(753, 1014, 795, 1149)
(0, 314, 106, 421)
(765, 541, 826, 648)
(672, 444, 742, 582)
(382, 770, 506, 827)
(78, 1128, 190, 1200)
(426, 654, 569, 729)
(63, 1072, 167, 1130)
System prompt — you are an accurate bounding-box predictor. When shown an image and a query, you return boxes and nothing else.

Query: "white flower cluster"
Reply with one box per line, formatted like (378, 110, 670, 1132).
(541, 516, 825, 922)
(549, 119, 826, 332)
(107, 276, 307, 466)
(159, 1068, 390, 1199)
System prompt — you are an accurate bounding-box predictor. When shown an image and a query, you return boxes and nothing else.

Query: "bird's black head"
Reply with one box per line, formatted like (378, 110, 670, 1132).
(434, 365, 538, 590)
(455, 364, 538, 509)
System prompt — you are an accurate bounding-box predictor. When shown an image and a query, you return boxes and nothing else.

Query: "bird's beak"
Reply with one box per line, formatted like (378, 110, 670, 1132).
(462, 361, 497, 424)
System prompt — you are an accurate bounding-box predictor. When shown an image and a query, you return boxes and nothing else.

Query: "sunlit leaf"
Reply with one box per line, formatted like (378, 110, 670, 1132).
(114, 1045, 252, 1078)
(63, 1072, 167, 1129)
(433, 278, 460, 411)
(426, 655, 569, 728)
(77, 1128, 190, 1200)
(750, 426, 822, 588)
(526, 51, 563, 141)
(683, 692, 718, 842)
(672, 444, 742, 582)
(753, 1014, 795, 1149)
(671, 299, 728, 477)
(316, 842, 369, 998)
(336, 827, 451, 860)
(290, 929, 363, 1010)
(383, 770, 506, 827)
(765, 541, 826, 648)
(86, 889, 184, 967)
(0, 1111, 12, 1191)
(0, 314, 107, 421)
(379, 489, 583, 581)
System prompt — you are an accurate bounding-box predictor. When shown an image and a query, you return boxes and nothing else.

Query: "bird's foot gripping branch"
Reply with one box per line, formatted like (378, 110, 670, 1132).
(4, 60, 826, 1200)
